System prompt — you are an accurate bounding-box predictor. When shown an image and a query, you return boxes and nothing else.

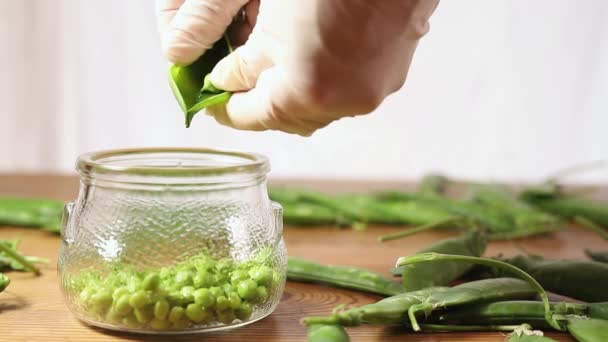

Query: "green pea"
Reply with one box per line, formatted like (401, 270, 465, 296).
(134, 308, 153, 324)
(236, 303, 253, 321)
(129, 290, 151, 309)
(90, 292, 113, 312)
(159, 267, 171, 279)
(216, 309, 236, 325)
(154, 299, 170, 320)
(249, 266, 273, 286)
(171, 318, 191, 330)
(122, 314, 141, 328)
(228, 292, 241, 310)
(185, 303, 208, 323)
(237, 279, 258, 301)
(150, 318, 170, 330)
(175, 270, 192, 286)
(180, 286, 195, 302)
(142, 273, 160, 290)
(126, 275, 141, 293)
(230, 270, 249, 284)
(115, 294, 133, 315)
(168, 306, 184, 323)
(79, 288, 93, 305)
(193, 288, 215, 307)
(209, 286, 224, 299)
(256, 286, 268, 302)
(216, 295, 230, 311)
(112, 286, 130, 300)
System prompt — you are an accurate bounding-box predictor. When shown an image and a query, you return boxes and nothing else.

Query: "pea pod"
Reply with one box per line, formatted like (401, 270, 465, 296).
(498, 255, 608, 302)
(287, 257, 403, 297)
(0, 197, 63, 232)
(302, 287, 448, 326)
(566, 316, 608, 342)
(396, 253, 563, 331)
(168, 35, 232, 127)
(585, 249, 608, 263)
(396, 229, 487, 291)
(469, 184, 562, 238)
(0, 272, 9, 292)
(306, 324, 350, 342)
(506, 324, 558, 342)
(521, 190, 608, 227)
(439, 301, 590, 327)
(0, 240, 41, 275)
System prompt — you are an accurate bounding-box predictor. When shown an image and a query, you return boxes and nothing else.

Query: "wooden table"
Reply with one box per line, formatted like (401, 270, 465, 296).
(1, 175, 607, 342)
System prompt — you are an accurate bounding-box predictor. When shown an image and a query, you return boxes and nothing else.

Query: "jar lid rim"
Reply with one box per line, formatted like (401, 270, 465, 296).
(76, 147, 270, 181)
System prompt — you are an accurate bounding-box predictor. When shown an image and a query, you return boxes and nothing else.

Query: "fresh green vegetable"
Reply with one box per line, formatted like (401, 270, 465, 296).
(377, 217, 464, 242)
(469, 184, 562, 238)
(438, 301, 589, 327)
(168, 36, 232, 127)
(566, 316, 608, 342)
(71, 249, 280, 330)
(498, 255, 608, 302)
(506, 324, 558, 342)
(301, 287, 448, 326)
(0, 240, 42, 275)
(0, 240, 48, 272)
(522, 191, 608, 227)
(0, 197, 63, 232)
(396, 229, 487, 291)
(396, 253, 563, 331)
(0, 272, 9, 292)
(287, 257, 403, 297)
(306, 324, 350, 342)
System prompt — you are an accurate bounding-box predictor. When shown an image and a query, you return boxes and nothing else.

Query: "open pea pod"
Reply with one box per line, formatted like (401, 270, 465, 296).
(168, 36, 232, 127)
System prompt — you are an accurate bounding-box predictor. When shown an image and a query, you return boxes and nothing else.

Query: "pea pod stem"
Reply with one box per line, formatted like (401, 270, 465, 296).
(395, 253, 562, 332)
(0, 241, 41, 275)
(378, 217, 463, 242)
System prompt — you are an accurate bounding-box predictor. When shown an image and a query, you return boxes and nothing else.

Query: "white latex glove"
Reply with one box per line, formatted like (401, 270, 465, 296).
(156, 0, 248, 65)
(160, 1, 439, 136)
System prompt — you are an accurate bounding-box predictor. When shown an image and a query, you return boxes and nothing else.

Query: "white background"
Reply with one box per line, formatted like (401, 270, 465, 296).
(1, 0, 607, 182)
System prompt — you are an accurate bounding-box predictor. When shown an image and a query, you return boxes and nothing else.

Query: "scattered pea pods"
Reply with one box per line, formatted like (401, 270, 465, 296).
(498, 255, 608, 302)
(287, 257, 403, 297)
(396, 253, 563, 331)
(521, 191, 608, 227)
(397, 229, 487, 291)
(306, 324, 350, 342)
(301, 287, 448, 326)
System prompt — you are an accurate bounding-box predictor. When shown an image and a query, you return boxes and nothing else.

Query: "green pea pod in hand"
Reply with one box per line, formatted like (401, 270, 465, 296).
(169, 36, 232, 127)
(566, 317, 608, 342)
(396, 253, 564, 331)
(585, 249, 608, 263)
(307, 324, 350, 342)
(498, 255, 608, 302)
(506, 324, 558, 342)
(302, 287, 448, 326)
(396, 229, 487, 291)
(287, 257, 403, 297)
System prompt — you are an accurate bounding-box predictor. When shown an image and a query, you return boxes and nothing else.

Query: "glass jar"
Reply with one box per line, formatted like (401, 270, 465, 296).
(58, 148, 286, 334)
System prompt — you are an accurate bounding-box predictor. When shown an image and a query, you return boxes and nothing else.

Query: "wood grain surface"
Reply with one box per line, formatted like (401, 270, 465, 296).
(1, 174, 607, 342)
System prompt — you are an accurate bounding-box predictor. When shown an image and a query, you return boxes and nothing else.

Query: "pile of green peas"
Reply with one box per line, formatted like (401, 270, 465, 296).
(72, 251, 280, 331)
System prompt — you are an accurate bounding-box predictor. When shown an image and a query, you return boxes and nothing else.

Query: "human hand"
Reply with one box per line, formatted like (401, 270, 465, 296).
(158, 1, 439, 136)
